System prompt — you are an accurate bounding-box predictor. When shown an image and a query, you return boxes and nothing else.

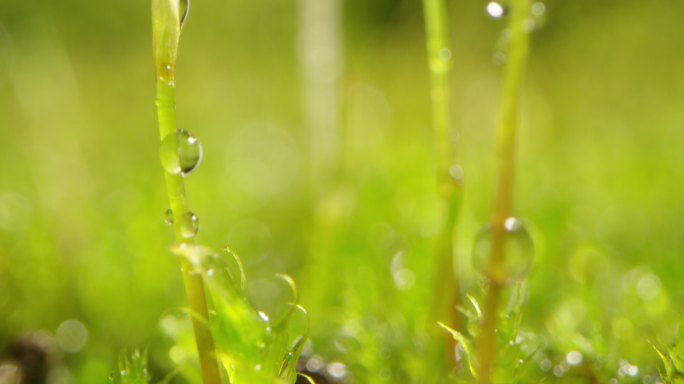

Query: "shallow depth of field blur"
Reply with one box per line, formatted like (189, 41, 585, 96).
(2, 0, 684, 382)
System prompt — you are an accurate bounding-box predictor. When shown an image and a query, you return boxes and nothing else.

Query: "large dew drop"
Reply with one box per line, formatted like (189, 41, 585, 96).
(159, 129, 202, 176)
(473, 217, 534, 284)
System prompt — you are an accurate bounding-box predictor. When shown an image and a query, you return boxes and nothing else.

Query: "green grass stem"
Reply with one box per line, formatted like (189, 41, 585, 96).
(422, 0, 463, 370)
(152, 1, 222, 383)
(477, 0, 532, 382)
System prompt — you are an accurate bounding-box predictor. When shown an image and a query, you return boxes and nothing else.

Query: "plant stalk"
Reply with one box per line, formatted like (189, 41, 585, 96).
(152, 1, 222, 383)
(156, 81, 223, 384)
(422, 0, 463, 371)
(476, 0, 531, 381)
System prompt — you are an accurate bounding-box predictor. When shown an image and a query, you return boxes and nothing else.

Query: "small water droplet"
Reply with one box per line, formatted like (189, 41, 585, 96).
(531, 2, 546, 17)
(159, 129, 203, 176)
(486, 1, 506, 19)
(164, 208, 174, 224)
(566, 351, 583, 366)
(179, 211, 199, 239)
(473, 217, 534, 284)
(539, 358, 552, 371)
(439, 48, 452, 61)
(449, 164, 465, 183)
(159, 63, 174, 85)
(305, 355, 325, 372)
(429, 47, 452, 75)
(56, 319, 88, 353)
(636, 273, 661, 301)
(327, 362, 348, 380)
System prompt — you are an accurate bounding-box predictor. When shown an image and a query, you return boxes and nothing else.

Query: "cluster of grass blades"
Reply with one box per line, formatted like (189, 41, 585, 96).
(111, 0, 677, 382)
(421, 0, 539, 381)
(423, 1, 675, 383)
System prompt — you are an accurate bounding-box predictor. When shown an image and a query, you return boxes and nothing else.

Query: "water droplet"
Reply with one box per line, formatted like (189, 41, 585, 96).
(305, 355, 325, 372)
(473, 217, 534, 284)
(539, 358, 552, 371)
(393, 269, 415, 291)
(56, 319, 88, 353)
(524, 2, 547, 32)
(164, 208, 174, 224)
(449, 164, 465, 183)
(179, 211, 199, 239)
(566, 351, 583, 366)
(159, 129, 202, 176)
(618, 360, 639, 377)
(429, 47, 452, 75)
(636, 274, 661, 301)
(439, 48, 452, 61)
(327, 362, 348, 380)
(333, 327, 360, 354)
(486, 1, 506, 19)
(531, 2, 546, 17)
(159, 63, 174, 85)
(180, 0, 190, 29)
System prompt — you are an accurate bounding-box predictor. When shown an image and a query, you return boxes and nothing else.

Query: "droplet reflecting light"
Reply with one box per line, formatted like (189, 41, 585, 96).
(486, 1, 505, 18)
(159, 129, 202, 176)
(473, 217, 534, 284)
(56, 319, 88, 353)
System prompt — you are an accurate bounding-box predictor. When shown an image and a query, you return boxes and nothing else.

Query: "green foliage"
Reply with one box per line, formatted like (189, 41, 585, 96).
(1, 0, 684, 383)
(166, 245, 309, 383)
(110, 350, 151, 384)
(653, 325, 684, 383)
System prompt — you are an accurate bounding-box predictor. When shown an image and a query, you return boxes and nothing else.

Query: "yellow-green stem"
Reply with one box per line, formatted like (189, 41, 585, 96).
(476, 0, 531, 381)
(155, 81, 222, 384)
(422, 0, 463, 371)
(152, 0, 222, 381)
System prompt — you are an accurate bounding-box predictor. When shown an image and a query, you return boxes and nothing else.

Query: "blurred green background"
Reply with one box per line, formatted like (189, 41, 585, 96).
(2, 0, 684, 382)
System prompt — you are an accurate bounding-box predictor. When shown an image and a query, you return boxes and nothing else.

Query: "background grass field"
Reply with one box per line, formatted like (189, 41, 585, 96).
(2, 0, 684, 382)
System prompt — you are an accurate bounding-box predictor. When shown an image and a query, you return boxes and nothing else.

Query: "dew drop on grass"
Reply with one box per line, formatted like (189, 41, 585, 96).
(179, 211, 199, 239)
(159, 129, 202, 176)
(429, 48, 452, 75)
(305, 355, 324, 372)
(56, 319, 88, 353)
(164, 208, 174, 225)
(327, 362, 348, 380)
(449, 164, 465, 186)
(486, 1, 506, 19)
(159, 63, 174, 85)
(566, 351, 583, 366)
(531, 1, 546, 17)
(473, 217, 534, 284)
